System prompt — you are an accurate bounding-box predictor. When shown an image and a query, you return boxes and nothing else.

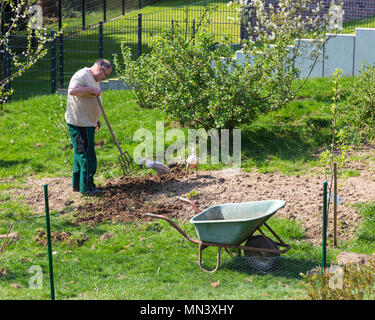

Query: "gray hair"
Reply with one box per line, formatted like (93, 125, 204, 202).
(95, 59, 111, 70)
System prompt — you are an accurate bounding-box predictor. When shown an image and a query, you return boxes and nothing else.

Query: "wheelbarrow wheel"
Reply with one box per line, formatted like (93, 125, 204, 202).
(244, 235, 281, 272)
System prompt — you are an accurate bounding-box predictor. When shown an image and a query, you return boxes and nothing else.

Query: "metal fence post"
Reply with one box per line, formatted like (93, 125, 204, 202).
(82, 0, 86, 30)
(122, 0, 125, 15)
(322, 181, 328, 274)
(192, 19, 196, 44)
(138, 13, 142, 58)
(59, 31, 64, 89)
(4, 49, 11, 102)
(51, 31, 57, 94)
(99, 21, 103, 59)
(31, 29, 37, 50)
(58, 0, 62, 30)
(43, 184, 55, 300)
(103, 0, 107, 22)
(240, 22, 245, 43)
(0, 45, 3, 107)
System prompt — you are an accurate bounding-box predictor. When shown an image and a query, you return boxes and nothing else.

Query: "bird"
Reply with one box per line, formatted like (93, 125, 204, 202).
(185, 147, 199, 178)
(139, 159, 171, 182)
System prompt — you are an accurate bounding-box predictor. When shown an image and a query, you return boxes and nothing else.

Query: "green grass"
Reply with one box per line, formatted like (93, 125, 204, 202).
(0, 197, 321, 299)
(342, 14, 375, 34)
(0, 77, 357, 178)
(0, 77, 339, 179)
(1, 77, 375, 300)
(338, 202, 375, 254)
(0, 90, 168, 179)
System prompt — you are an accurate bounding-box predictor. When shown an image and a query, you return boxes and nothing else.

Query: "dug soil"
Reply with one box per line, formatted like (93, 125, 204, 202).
(12, 146, 375, 246)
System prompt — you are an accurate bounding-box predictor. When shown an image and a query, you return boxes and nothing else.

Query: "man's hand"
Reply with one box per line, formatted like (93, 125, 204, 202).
(91, 87, 102, 96)
(96, 120, 101, 131)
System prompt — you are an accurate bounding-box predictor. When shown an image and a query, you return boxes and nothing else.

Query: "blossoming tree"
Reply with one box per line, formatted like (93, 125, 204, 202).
(229, 0, 343, 104)
(0, 0, 57, 109)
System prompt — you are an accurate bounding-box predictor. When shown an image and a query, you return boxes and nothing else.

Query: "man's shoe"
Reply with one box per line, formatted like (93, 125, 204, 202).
(81, 189, 103, 197)
(73, 186, 80, 192)
(90, 188, 102, 194)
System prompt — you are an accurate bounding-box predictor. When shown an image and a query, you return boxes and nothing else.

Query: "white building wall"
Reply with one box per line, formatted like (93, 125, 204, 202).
(235, 28, 375, 78)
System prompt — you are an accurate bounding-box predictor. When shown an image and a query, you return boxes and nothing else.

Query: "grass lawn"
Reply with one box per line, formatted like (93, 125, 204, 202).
(1, 77, 375, 300)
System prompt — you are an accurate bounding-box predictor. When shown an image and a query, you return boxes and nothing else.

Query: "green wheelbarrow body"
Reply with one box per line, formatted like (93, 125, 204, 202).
(146, 198, 290, 273)
(190, 200, 286, 245)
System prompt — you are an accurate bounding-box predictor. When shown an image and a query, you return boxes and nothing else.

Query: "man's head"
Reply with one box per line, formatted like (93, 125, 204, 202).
(90, 59, 112, 82)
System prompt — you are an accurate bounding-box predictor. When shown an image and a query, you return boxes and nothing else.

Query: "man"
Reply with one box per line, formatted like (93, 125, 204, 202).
(65, 59, 112, 196)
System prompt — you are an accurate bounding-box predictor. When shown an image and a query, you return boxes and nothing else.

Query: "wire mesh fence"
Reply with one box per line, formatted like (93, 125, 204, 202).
(186, 239, 326, 278)
(3, 0, 242, 101)
(31, 0, 156, 30)
(2, 0, 375, 101)
(222, 255, 321, 278)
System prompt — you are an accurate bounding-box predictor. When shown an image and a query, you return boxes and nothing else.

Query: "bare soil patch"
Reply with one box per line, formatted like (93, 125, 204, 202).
(11, 155, 375, 246)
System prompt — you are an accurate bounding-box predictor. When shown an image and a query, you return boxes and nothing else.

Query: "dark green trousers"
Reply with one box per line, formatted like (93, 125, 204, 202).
(67, 123, 97, 194)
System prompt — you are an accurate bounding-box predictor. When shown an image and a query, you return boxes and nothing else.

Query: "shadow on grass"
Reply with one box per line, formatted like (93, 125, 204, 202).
(240, 121, 330, 167)
(0, 159, 31, 168)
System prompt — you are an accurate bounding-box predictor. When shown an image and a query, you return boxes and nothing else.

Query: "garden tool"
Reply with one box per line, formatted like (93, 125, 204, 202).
(96, 96, 133, 175)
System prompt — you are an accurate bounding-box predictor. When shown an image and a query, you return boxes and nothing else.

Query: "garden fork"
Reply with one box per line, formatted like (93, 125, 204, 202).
(96, 96, 133, 175)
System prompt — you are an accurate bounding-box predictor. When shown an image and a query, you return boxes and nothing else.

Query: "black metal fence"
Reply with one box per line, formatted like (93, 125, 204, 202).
(2, 0, 375, 101)
(3, 0, 240, 101)
(13, 0, 159, 30)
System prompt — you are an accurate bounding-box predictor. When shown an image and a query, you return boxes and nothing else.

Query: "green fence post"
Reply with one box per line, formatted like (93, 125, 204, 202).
(59, 31, 64, 89)
(99, 21, 103, 59)
(322, 181, 328, 274)
(44, 184, 55, 300)
(103, 0, 107, 22)
(82, 0, 86, 30)
(51, 31, 57, 94)
(58, 0, 62, 31)
(138, 13, 142, 58)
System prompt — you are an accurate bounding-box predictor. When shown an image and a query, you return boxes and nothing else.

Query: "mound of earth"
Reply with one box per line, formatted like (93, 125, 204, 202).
(10, 149, 375, 246)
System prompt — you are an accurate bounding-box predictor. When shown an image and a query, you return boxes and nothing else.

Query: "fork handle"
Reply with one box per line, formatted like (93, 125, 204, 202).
(96, 96, 123, 154)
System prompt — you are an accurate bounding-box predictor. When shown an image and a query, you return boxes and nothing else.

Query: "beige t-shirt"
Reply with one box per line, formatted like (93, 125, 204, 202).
(65, 67, 102, 127)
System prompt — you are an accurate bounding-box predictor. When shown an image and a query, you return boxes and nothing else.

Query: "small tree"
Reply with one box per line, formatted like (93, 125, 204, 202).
(115, 26, 272, 132)
(0, 0, 58, 109)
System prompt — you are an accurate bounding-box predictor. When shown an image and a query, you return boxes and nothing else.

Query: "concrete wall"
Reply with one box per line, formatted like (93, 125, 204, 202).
(235, 28, 375, 78)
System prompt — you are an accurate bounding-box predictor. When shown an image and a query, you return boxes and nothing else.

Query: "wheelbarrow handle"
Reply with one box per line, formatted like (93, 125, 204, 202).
(146, 213, 221, 273)
(145, 213, 200, 245)
(176, 196, 200, 214)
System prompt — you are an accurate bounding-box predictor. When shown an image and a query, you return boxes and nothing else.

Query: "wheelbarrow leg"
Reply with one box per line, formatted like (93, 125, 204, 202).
(198, 243, 221, 273)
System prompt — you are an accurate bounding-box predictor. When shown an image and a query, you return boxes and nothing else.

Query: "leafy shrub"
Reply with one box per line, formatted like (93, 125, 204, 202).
(114, 25, 298, 131)
(301, 261, 375, 300)
(340, 64, 375, 142)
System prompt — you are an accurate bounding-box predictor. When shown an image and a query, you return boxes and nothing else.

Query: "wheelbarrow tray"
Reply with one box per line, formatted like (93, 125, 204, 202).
(189, 200, 286, 245)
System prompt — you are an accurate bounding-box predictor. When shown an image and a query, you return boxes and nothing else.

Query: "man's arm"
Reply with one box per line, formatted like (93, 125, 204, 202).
(68, 86, 101, 96)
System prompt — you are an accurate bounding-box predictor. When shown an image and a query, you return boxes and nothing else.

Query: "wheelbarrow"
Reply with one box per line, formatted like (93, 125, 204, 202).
(146, 197, 291, 272)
